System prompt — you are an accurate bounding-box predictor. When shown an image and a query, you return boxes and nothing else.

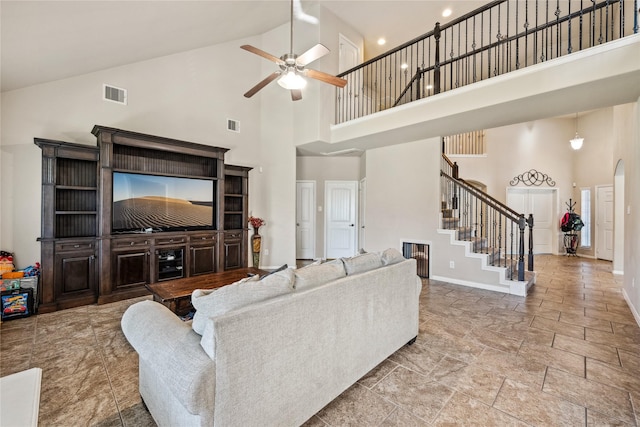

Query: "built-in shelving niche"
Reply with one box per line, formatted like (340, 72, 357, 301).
(112, 145, 218, 178)
(55, 157, 98, 238)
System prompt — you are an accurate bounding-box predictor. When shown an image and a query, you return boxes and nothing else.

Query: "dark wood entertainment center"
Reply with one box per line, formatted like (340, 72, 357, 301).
(35, 125, 251, 313)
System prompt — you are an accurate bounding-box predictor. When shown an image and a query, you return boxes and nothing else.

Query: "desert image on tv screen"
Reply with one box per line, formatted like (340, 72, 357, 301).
(112, 173, 213, 231)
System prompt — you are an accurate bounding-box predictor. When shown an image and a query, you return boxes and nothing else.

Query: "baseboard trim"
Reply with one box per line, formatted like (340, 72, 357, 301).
(431, 275, 509, 295)
(612, 270, 624, 276)
(622, 288, 640, 328)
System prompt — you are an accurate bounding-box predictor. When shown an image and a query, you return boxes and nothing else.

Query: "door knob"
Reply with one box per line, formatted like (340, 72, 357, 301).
(350, 224, 355, 227)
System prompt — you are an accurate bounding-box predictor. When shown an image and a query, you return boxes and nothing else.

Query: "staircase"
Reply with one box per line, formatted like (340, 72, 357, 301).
(435, 153, 535, 296)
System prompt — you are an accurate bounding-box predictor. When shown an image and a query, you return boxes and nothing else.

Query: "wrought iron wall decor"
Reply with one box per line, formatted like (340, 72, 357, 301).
(510, 169, 556, 187)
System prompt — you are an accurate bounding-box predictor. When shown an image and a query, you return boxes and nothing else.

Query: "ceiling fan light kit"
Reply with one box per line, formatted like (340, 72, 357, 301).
(241, 0, 346, 101)
(278, 70, 307, 90)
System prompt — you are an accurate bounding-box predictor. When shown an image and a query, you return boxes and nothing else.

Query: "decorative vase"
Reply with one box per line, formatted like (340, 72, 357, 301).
(252, 227, 261, 268)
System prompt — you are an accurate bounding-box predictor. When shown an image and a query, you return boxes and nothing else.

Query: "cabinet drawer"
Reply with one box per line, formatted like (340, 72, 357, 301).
(155, 236, 186, 246)
(190, 233, 217, 244)
(56, 241, 94, 252)
(224, 232, 242, 241)
(112, 238, 150, 248)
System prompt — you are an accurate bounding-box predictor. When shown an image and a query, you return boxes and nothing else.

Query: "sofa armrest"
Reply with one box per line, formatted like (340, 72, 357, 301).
(121, 300, 215, 415)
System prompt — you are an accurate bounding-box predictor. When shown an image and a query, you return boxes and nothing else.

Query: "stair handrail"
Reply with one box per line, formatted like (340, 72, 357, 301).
(440, 170, 523, 223)
(441, 153, 522, 219)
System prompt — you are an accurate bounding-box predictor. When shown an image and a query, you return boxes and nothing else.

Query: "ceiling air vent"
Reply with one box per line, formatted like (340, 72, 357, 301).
(227, 119, 240, 133)
(103, 84, 127, 105)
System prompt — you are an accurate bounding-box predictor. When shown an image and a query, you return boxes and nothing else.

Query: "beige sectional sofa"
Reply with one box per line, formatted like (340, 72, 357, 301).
(121, 249, 422, 427)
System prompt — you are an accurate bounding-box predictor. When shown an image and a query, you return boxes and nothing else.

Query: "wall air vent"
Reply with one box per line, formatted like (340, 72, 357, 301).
(227, 119, 240, 133)
(103, 84, 127, 105)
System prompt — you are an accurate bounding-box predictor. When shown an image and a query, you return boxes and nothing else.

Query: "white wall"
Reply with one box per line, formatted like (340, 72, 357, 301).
(613, 100, 640, 325)
(364, 138, 440, 252)
(296, 156, 362, 256)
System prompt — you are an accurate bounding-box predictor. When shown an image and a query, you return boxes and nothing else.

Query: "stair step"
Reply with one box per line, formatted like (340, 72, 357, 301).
(442, 208, 454, 218)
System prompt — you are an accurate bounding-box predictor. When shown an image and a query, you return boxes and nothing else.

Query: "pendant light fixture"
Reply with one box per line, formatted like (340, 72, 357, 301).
(570, 112, 584, 150)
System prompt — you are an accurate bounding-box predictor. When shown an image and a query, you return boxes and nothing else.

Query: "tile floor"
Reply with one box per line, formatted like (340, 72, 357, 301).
(1, 255, 639, 426)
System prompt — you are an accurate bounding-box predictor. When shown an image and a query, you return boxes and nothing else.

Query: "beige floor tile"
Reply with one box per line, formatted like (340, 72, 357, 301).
(618, 349, 640, 372)
(493, 378, 586, 426)
(530, 315, 585, 339)
(585, 327, 640, 353)
(380, 407, 429, 426)
(585, 307, 639, 326)
(389, 341, 444, 375)
(301, 415, 329, 427)
(552, 333, 621, 366)
(586, 408, 633, 426)
(473, 347, 547, 389)
(560, 311, 614, 332)
(429, 356, 505, 405)
(518, 341, 586, 377)
(420, 312, 475, 338)
(373, 366, 454, 423)
(466, 327, 523, 354)
(540, 300, 587, 316)
(417, 331, 484, 364)
(358, 359, 399, 389)
(513, 303, 561, 321)
(587, 358, 640, 394)
(542, 367, 635, 424)
(434, 392, 528, 426)
(39, 392, 122, 427)
(315, 383, 396, 426)
(612, 321, 640, 340)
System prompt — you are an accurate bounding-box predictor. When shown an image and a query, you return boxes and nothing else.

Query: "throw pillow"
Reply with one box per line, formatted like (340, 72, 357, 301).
(294, 259, 345, 291)
(380, 248, 406, 266)
(341, 252, 383, 275)
(191, 268, 294, 335)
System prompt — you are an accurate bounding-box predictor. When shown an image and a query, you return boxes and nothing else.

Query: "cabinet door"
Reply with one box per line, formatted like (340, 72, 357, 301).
(191, 244, 216, 276)
(112, 250, 150, 289)
(223, 233, 242, 270)
(54, 249, 96, 299)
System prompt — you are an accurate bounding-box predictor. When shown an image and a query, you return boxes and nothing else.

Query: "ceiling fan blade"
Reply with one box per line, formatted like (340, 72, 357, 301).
(241, 45, 285, 66)
(291, 89, 302, 101)
(244, 72, 281, 98)
(296, 44, 330, 66)
(305, 69, 348, 88)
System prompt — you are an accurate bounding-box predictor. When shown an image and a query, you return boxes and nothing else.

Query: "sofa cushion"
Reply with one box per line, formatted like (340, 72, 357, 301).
(341, 252, 383, 275)
(381, 248, 405, 266)
(191, 268, 294, 335)
(294, 259, 345, 291)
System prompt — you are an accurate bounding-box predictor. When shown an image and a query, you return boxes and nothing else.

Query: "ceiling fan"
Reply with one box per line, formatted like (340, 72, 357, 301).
(241, 0, 347, 101)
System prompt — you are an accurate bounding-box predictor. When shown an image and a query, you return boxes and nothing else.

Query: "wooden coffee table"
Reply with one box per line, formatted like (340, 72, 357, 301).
(146, 267, 268, 315)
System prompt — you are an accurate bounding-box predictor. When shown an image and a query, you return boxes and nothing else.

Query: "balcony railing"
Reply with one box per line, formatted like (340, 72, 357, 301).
(336, 0, 638, 124)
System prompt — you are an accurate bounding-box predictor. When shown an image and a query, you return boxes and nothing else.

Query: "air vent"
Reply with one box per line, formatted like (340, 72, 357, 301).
(227, 119, 240, 133)
(103, 84, 127, 105)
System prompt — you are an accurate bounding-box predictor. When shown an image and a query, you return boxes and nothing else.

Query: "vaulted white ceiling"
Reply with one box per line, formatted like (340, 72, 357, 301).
(0, 0, 485, 92)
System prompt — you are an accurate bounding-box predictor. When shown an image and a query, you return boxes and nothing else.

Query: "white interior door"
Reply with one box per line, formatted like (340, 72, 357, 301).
(339, 34, 359, 73)
(296, 181, 315, 260)
(325, 181, 358, 259)
(596, 185, 614, 261)
(358, 178, 366, 251)
(338, 34, 361, 118)
(507, 188, 555, 254)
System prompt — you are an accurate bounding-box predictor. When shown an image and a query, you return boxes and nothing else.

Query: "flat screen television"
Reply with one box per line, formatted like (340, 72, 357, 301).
(112, 172, 214, 233)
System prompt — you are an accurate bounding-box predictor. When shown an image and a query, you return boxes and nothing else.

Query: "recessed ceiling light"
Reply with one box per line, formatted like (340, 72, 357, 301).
(377, 38, 386, 46)
(401, 63, 408, 69)
(442, 8, 452, 17)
